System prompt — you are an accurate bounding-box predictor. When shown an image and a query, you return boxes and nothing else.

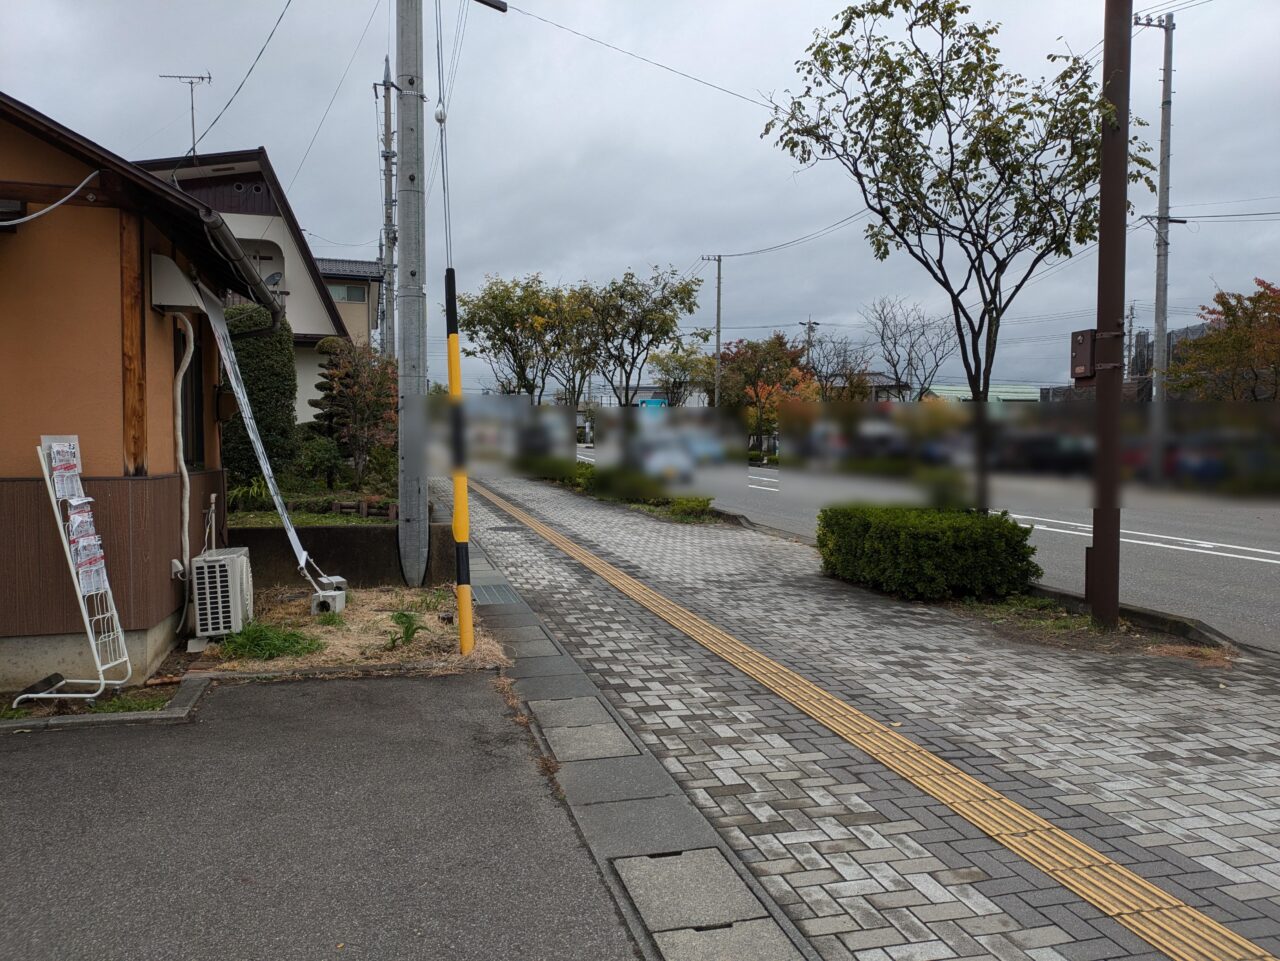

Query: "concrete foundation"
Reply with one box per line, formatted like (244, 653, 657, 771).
(0, 609, 179, 692)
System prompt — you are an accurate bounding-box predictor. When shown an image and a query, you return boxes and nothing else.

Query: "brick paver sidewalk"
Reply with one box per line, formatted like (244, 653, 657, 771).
(464, 476, 1280, 961)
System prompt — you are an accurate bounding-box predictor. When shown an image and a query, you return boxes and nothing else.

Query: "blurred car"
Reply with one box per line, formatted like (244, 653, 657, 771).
(681, 430, 727, 465)
(640, 437, 694, 483)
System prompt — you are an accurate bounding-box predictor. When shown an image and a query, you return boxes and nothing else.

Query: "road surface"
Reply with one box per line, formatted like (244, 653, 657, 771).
(577, 446, 1280, 653)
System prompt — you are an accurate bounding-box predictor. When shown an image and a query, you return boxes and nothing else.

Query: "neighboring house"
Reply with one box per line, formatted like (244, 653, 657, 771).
(316, 257, 382, 349)
(923, 384, 1043, 402)
(135, 149, 349, 423)
(0, 93, 278, 688)
(863, 371, 912, 402)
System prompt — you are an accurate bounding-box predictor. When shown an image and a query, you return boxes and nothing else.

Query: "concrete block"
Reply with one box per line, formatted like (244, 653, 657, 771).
(528, 696, 612, 729)
(544, 722, 638, 762)
(653, 918, 803, 961)
(615, 848, 766, 932)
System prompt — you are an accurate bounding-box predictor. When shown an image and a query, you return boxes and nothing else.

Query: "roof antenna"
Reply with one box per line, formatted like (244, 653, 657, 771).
(159, 72, 212, 171)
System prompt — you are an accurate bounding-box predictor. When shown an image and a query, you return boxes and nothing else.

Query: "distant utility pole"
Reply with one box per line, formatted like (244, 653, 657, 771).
(159, 72, 211, 158)
(1090, 0, 1136, 630)
(1125, 302, 1136, 377)
(1136, 11, 1185, 483)
(396, 0, 429, 585)
(376, 56, 398, 358)
(702, 254, 722, 405)
(802, 316, 821, 368)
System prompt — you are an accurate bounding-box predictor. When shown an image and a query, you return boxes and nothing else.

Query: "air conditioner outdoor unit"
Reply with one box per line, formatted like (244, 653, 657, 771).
(192, 547, 253, 639)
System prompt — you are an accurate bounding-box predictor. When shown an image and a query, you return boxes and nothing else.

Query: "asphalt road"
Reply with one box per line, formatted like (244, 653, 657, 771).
(577, 447, 1280, 653)
(0, 676, 637, 961)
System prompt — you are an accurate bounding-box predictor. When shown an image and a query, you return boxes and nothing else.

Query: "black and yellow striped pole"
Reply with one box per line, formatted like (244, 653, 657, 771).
(444, 267, 474, 654)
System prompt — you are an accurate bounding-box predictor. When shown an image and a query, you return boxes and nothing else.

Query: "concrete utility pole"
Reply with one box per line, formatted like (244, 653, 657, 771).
(1138, 11, 1182, 482)
(1089, 0, 1135, 630)
(396, 0, 429, 586)
(802, 316, 821, 367)
(378, 56, 398, 358)
(702, 254, 723, 405)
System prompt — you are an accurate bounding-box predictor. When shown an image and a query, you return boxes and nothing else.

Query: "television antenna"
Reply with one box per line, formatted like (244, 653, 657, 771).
(159, 72, 212, 159)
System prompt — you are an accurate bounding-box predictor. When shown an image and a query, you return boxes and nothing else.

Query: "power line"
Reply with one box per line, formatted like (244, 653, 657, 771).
(195, 0, 294, 152)
(285, 0, 383, 192)
(712, 210, 868, 259)
(506, 4, 771, 110)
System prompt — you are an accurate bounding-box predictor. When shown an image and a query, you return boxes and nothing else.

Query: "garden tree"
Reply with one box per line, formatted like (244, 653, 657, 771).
(593, 266, 702, 406)
(766, 0, 1153, 401)
(864, 298, 957, 400)
(807, 331, 874, 402)
(222, 304, 298, 484)
(457, 274, 555, 404)
(722, 333, 807, 453)
(309, 337, 398, 488)
(1168, 279, 1280, 401)
(545, 282, 600, 407)
(651, 331, 713, 407)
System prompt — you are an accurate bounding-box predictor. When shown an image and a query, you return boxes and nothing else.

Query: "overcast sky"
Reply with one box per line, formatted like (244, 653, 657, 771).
(4, 0, 1278, 391)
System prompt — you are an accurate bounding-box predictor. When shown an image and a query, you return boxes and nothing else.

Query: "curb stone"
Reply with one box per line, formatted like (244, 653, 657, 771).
(0, 674, 211, 735)
(472, 537, 821, 961)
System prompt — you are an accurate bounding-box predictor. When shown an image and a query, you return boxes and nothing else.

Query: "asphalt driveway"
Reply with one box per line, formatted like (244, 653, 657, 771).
(0, 676, 637, 961)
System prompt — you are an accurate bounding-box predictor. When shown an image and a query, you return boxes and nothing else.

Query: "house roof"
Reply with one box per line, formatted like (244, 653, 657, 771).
(316, 257, 382, 281)
(0, 92, 263, 303)
(926, 384, 1044, 402)
(134, 148, 349, 340)
(864, 371, 911, 389)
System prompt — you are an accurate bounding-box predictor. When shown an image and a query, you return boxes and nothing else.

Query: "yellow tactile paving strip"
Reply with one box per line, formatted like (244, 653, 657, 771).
(473, 481, 1277, 961)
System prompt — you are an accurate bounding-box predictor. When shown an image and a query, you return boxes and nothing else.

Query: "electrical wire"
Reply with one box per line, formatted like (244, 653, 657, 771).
(194, 0, 294, 153)
(285, 0, 383, 192)
(434, 0, 456, 268)
(712, 211, 868, 259)
(0, 169, 100, 226)
(507, 4, 771, 111)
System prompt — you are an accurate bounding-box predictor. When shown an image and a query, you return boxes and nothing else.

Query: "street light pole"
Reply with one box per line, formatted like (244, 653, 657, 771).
(1090, 0, 1135, 629)
(702, 254, 722, 406)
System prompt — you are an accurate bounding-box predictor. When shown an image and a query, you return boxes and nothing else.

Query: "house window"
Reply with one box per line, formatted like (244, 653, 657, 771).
(327, 283, 367, 303)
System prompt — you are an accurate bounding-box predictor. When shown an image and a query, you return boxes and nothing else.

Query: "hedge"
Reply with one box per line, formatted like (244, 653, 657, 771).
(221, 305, 298, 484)
(816, 505, 1042, 602)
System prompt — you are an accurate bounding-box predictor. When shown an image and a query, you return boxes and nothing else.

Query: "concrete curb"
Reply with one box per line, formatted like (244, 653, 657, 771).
(0, 674, 211, 736)
(709, 507, 818, 545)
(471, 536, 820, 961)
(1030, 584, 1243, 653)
(185, 660, 486, 683)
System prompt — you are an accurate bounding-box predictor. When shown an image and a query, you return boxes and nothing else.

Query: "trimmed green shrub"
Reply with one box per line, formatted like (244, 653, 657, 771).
(222, 305, 299, 484)
(591, 466, 670, 505)
(816, 505, 1042, 601)
(668, 495, 714, 520)
(516, 454, 575, 481)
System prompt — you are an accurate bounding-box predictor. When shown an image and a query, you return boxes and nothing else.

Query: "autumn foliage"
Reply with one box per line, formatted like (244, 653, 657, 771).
(309, 337, 398, 487)
(1168, 279, 1280, 402)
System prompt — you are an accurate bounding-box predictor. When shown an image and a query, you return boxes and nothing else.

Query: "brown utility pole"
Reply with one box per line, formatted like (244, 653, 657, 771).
(1089, 0, 1135, 629)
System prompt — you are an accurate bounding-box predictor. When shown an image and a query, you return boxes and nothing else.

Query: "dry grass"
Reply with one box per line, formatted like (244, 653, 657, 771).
(205, 585, 508, 674)
(1145, 642, 1235, 669)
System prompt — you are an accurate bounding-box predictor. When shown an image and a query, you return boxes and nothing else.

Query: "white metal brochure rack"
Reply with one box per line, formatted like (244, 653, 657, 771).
(13, 436, 132, 706)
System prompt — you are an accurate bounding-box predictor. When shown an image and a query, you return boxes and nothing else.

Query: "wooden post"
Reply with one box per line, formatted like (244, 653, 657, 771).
(120, 212, 147, 476)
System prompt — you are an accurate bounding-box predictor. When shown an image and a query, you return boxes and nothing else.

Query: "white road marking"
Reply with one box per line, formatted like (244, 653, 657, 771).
(1015, 521, 1280, 566)
(576, 454, 595, 463)
(748, 484, 780, 493)
(1008, 513, 1280, 557)
(748, 475, 780, 483)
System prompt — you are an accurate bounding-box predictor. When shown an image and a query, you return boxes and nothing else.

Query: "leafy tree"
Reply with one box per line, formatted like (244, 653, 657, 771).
(807, 331, 873, 402)
(593, 266, 702, 406)
(651, 331, 712, 407)
(309, 337, 398, 488)
(545, 283, 600, 407)
(457, 274, 555, 403)
(766, 0, 1153, 400)
(1168, 279, 1280, 401)
(722, 334, 806, 453)
(222, 305, 298, 484)
(864, 298, 957, 400)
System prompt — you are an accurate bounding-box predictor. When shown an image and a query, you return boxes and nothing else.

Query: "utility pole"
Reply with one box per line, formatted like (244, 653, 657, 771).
(702, 254, 722, 405)
(377, 56, 398, 358)
(1089, 0, 1135, 630)
(1125, 302, 1136, 377)
(802, 316, 820, 368)
(1137, 11, 1183, 483)
(159, 72, 212, 158)
(396, 0, 429, 586)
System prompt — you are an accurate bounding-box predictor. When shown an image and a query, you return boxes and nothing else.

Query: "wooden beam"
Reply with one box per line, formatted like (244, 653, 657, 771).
(121, 211, 147, 476)
(0, 178, 118, 208)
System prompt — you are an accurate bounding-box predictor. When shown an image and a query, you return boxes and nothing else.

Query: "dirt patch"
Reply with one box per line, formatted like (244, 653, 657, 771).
(953, 595, 1235, 667)
(201, 585, 508, 675)
(1, 684, 179, 720)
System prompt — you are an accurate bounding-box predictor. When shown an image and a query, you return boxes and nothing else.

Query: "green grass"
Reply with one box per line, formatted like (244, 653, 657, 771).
(228, 510, 390, 528)
(962, 594, 1093, 633)
(1, 705, 31, 720)
(221, 621, 325, 660)
(316, 610, 345, 627)
(88, 689, 171, 714)
(386, 611, 424, 650)
(406, 588, 449, 614)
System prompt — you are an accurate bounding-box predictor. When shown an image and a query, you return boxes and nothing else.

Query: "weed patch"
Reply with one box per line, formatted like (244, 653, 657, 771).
(221, 621, 325, 661)
(88, 690, 170, 714)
